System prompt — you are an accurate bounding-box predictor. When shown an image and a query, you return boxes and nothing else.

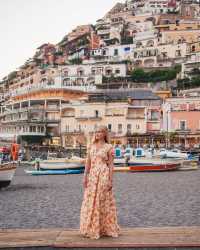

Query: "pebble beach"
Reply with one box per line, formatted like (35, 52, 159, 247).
(0, 166, 199, 229)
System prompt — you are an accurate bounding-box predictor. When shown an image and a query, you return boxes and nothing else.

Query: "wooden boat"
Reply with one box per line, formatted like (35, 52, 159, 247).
(128, 162, 180, 172)
(0, 162, 17, 188)
(25, 169, 84, 176)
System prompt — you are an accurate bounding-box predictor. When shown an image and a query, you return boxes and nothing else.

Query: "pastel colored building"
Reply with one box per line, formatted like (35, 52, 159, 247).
(163, 97, 200, 148)
(160, 29, 200, 44)
(61, 89, 163, 148)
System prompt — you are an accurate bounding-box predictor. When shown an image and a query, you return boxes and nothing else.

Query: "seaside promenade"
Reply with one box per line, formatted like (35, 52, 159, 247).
(0, 166, 200, 249)
(0, 227, 200, 249)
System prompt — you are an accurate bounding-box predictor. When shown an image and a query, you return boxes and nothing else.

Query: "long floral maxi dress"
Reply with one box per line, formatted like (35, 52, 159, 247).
(80, 143, 120, 239)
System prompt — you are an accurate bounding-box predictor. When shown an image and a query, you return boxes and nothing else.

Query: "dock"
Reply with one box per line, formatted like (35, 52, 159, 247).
(0, 227, 200, 249)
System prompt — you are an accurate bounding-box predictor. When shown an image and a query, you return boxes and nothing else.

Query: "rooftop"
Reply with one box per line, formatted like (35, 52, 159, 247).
(89, 88, 161, 102)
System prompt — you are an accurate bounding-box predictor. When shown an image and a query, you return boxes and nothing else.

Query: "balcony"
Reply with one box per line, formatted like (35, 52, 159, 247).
(148, 118, 160, 122)
(76, 116, 102, 121)
(19, 131, 46, 136)
(0, 126, 46, 138)
(2, 106, 45, 116)
(46, 119, 60, 123)
(97, 29, 110, 35)
(1, 117, 28, 124)
(63, 130, 84, 134)
(9, 82, 96, 97)
(109, 131, 126, 137)
(126, 115, 145, 119)
(175, 129, 191, 134)
(46, 105, 60, 111)
(105, 114, 124, 117)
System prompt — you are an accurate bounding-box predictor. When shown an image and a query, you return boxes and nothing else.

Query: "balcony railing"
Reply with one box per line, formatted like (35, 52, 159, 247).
(175, 129, 191, 133)
(105, 114, 124, 117)
(76, 116, 102, 121)
(63, 130, 84, 134)
(148, 118, 160, 122)
(2, 106, 45, 116)
(9, 82, 96, 97)
(126, 115, 145, 119)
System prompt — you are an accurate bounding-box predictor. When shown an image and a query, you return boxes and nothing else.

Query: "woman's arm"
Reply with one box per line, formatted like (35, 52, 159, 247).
(107, 146, 115, 187)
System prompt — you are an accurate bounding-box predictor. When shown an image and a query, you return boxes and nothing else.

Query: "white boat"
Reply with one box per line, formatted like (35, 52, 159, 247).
(159, 149, 189, 159)
(38, 156, 85, 170)
(0, 162, 17, 188)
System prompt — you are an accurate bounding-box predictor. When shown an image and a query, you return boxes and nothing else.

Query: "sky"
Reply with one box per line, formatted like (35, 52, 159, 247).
(0, 0, 120, 80)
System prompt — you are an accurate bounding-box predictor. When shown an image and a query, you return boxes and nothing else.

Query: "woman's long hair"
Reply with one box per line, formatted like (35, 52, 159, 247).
(91, 125, 110, 144)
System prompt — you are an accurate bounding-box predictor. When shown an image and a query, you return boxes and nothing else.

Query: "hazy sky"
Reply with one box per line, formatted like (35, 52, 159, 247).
(0, 0, 120, 80)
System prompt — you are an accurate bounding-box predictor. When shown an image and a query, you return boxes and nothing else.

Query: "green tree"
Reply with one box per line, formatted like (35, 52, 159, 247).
(69, 58, 83, 65)
(131, 68, 147, 82)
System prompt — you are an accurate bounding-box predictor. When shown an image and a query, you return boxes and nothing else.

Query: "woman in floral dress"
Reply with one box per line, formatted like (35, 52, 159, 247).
(80, 125, 120, 239)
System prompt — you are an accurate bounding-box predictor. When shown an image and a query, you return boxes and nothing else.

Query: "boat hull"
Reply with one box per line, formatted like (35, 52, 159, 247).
(129, 163, 180, 172)
(39, 164, 85, 171)
(0, 180, 11, 188)
(39, 160, 85, 170)
(25, 169, 84, 176)
(0, 163, 17, 188)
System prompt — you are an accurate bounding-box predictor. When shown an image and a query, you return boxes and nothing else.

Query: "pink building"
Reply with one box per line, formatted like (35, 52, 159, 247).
(163, 97, 200, 148)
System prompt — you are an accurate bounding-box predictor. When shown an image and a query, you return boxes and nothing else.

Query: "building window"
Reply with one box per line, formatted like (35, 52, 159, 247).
(95, 110, 99, 118)
(114, 49, 118, 56)
(124, 47, 130, 52)
(77, 69, 84, 76)
(63, 71, 68, 76)
(63, 78, 70, 86)
(66, 125, 69, 132)
(118, 124, 122, 134)
(105, 68, 112, 76)
(127, 124, 132, 133)
(136, 124, 140, 130)
(151, 111, 159, 121)
(179, 120, 186, 130)
(192, 45, 196, 52)
(115, 69, 120, 74)
(176, 50, 181, 57)
(108, 124, 112, 132)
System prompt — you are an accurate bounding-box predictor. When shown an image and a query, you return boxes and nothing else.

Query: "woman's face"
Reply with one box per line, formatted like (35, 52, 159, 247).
(95, 130, 105, 141)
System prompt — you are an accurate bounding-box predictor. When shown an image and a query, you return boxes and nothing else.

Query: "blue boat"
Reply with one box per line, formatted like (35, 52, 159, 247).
(25, 169, 84, 176)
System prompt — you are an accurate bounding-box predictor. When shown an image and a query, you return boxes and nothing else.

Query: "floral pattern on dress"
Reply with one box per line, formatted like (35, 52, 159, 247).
(80, 143, 120, 239)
